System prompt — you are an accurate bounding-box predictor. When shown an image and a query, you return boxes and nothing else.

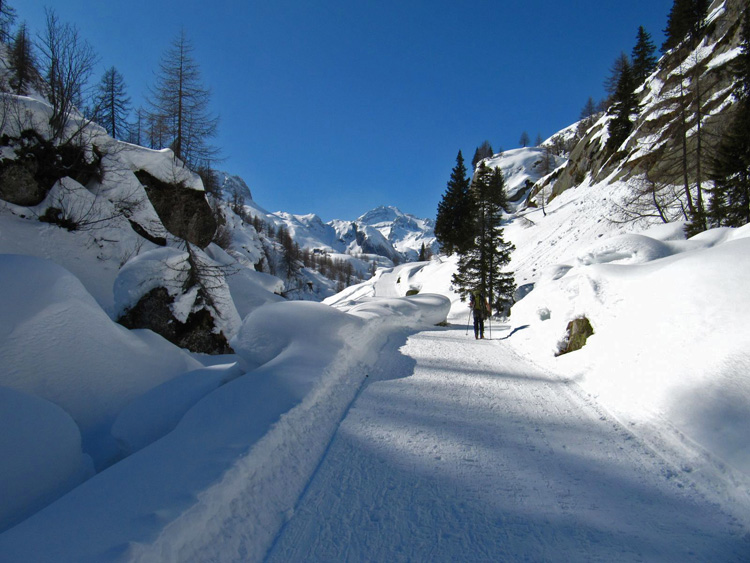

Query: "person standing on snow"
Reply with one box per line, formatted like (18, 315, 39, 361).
(469, 289, 490, 339)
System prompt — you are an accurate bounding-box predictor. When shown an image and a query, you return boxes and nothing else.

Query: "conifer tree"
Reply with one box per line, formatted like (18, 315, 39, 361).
(606, 57, 639, 154)
(95, 66, 130, 140)
(519, 131, 530, 148)
(580, 97, 598, 121)
(708, 1, 750, 228)
(662, 0, 709, 52)
(452, 163, 515, 315)
(632, 26, 657, 84)
(435, 151, 475, 255)
(147, 30, 218, 168)
(8, 22, 37, 95)
(604, 52, 632, 101)
(471, 140, 494, 169)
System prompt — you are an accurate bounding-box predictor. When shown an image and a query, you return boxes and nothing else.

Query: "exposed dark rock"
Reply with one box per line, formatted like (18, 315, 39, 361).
(128, 219, 167, 247)
(557, 316, 595, 356)
(134, 170, 216, 249)
(0, 130, 103, 207)
(117, 287, 232, 355)
(0, 162, 45, 206)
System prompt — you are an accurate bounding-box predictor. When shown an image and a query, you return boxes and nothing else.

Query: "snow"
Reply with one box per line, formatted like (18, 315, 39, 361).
(111, 362, 245, 456)
(0, 386, 92, 532)
(3, 37, 750, 558)
(266, 327, 748, 561)
(483, 147, 565, 203)
(0, 254, 201, 469)
(0, 289, 448, 560)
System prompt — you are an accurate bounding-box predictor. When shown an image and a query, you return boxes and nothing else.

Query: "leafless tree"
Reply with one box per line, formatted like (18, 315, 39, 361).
(147, 30, 219, 169)
(36, 9, 98, 144)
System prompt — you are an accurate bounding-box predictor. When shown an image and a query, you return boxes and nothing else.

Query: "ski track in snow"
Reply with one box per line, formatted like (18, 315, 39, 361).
(265, 326, 748, 562)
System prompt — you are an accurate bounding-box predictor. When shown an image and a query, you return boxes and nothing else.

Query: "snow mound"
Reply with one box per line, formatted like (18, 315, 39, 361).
(0, 386, 91, 533)
(111, 362, 245, 456)
(0, 254, 201, 468)
(576, 233, 675, 265)
(347, 294, 450, 326)
(232, 301, 361, 371)
(511, 228, 750, 478)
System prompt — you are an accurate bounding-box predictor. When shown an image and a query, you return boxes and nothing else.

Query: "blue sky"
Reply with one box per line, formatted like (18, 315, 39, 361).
(15, 0, 672, 222)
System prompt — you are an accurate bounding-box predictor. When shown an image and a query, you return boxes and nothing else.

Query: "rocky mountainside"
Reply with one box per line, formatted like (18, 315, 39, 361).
(516, 0, 742, 220)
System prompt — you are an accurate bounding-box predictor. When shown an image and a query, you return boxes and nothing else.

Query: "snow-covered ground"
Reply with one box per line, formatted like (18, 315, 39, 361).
(266, 326, 748, 561)
(3, 162, 750, 560)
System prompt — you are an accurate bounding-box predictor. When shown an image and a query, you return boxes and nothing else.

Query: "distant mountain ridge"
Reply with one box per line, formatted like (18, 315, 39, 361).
(245, 201, 438, 265)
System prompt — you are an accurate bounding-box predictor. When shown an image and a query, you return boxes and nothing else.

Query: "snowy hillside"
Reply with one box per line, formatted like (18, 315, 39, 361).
(328, 177, 750, 528)
(481, 147, 566, 208)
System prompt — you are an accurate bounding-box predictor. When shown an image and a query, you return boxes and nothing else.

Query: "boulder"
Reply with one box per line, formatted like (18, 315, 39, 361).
(557, 316, 595, 356)
(117, 287, 232, 355)
(135, 170, 216, 248)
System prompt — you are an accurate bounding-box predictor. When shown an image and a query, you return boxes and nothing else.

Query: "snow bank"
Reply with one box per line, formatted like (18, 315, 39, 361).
(510, 227, 750, 479)
(111, 362, 245, 456)
(0, 254, 201, 468)
(325, 257, 462, 322)
(0, 387, 91, 533)
(348, 294, 450, 326)
(0, 294, 447, 561)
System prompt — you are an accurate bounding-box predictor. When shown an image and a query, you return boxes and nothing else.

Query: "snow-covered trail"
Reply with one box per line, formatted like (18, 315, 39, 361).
(265, 326, 747, 562)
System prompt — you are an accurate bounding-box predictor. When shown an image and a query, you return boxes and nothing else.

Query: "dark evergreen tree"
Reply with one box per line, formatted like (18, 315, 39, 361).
(662, 0, 710, 52)
(519, 131, 530, 147)
(708, 1, 750, 228)
(580, 97, 598, 121)
(631, 26, 657, 84)
(8, 22, 38, 95)
(452, 164, 515, 315)
(471, 140, 494, 169)
(604, 52, 632, 101)
(606, 57, 639, 154)
(435, 151, 475, 255)
(94, 66, 130, 140)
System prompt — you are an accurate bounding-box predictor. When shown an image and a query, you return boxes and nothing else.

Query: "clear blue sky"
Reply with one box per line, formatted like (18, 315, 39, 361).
(15, 0, 672, 222)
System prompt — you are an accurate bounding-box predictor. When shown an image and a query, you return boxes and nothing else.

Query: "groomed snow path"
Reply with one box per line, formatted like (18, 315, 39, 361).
(265, 325, 748, 562)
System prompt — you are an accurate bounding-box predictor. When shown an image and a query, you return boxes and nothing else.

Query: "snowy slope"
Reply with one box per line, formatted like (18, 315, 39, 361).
(326, 172, 750, 527)
(482, 147, 566, 206)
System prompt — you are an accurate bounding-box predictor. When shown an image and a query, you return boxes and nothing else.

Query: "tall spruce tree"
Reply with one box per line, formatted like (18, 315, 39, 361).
(606, 56, 639, 154)
(452, 163, 515, 315)
(95, 66, 130, 140)
(435, 151, 475, 255)
(632, 26, 657, 84)
(471, 140, 494, 169)
(708, 1, 750, 227)
(8, 22, 37, 95)
(663, 0, 710, 52)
